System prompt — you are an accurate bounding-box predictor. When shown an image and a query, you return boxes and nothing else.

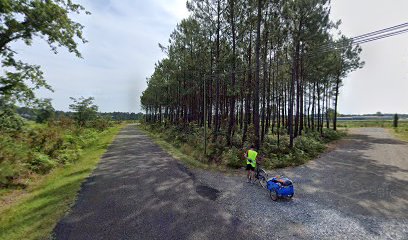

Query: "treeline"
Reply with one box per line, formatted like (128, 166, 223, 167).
(141, 0, 363, 149)
(99, 112, 144, 121)
(17, 107, 144, 122)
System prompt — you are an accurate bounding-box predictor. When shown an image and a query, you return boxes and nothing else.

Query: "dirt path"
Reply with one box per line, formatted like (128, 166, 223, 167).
(193, 128, 408, 239)
(54, 126, 407, 239)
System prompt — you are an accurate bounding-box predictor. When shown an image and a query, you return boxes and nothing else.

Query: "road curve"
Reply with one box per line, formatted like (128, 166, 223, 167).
(54, 126, 408, 240)
(53, 125, 260, 240)
(193, 128, 408, 239)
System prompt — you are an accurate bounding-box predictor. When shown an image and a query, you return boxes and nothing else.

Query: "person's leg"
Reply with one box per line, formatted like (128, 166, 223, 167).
(245, 164, 251, 182)
(251, 169, 256, 183)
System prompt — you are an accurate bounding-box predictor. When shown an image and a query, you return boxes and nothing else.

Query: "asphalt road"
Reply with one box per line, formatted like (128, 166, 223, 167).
(53, 125, 260, 240)
(54, 126, 408, 239)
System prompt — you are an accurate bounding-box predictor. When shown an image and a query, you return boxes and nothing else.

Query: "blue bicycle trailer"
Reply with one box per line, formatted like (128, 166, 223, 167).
(267, 176, 294, 201)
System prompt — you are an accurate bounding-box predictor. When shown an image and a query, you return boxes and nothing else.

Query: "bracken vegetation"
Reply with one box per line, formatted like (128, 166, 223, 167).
(140, 0, 361, 167)
(0, 99, 114, 189)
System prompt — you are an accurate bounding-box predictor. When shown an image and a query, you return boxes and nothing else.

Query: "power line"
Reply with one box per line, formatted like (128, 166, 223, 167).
(352, 22, 408, 41)
(353, 27, 408, 45)
(149, 22, 408, 79)
(305, 22, 408, 57)
(316, 22, 408, 51)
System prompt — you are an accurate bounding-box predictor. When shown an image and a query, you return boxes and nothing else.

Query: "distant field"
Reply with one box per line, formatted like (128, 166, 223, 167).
(337, 120, 408, 128)
(337, 120, 408, 141)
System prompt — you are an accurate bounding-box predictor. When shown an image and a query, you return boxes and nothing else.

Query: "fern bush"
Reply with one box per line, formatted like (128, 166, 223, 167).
(0, 120, 116, 188)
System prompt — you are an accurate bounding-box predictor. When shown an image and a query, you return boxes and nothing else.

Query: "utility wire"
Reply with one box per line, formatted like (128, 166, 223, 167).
(353, 27, 408, 45)
(150, 22, 408, 80)
(305, 22, 408, 56)
(352, 22, 408, 40)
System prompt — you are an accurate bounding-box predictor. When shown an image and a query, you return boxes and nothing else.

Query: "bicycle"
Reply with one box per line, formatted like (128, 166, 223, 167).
(254, 163, 268, 188)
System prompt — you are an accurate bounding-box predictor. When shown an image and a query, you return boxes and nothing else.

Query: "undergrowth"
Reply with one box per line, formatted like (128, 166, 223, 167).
(0, 118, 114, 188)
(141, 122, 345, 170)
(0, 123, 123, 240)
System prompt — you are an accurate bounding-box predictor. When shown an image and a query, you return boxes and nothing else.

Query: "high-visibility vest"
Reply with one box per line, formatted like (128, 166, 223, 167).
(246, 150, 257, 167)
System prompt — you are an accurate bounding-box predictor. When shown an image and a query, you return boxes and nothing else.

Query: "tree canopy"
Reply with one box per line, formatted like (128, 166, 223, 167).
(69, 96, 98, 127)
(0, 0, 89, 131)
(141, 0, 363, 149)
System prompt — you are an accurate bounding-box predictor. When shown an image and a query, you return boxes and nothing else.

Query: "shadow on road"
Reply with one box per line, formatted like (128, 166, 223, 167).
(282, 129, 408, 235)
(53, 125, 259, 240)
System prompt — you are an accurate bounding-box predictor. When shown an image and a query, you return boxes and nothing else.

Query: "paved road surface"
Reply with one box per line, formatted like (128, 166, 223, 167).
(54, 125, 260, 240)
(54, 127, 408, 239)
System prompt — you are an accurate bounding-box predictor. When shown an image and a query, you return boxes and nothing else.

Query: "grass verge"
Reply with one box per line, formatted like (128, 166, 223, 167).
(0, 124, 124, 240)
(393, 126, 408, 142)
(337, 120, 408, 142)
(138, 126, 233, 173)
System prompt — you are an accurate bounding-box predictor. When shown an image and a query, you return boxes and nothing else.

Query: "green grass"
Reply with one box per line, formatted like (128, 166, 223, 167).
(0, 124, 124, 240)
(394, 125, 408, 142)
(138, 126, 239, 174)
(139, 126, 209, 170)
(337, 120, 394, 128)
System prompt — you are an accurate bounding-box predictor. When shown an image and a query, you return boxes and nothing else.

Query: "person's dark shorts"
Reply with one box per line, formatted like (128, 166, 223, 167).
(246, 164, 255, 171)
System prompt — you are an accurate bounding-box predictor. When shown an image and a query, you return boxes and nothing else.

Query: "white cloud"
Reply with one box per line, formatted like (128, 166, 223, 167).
(10, 0, 190, 112)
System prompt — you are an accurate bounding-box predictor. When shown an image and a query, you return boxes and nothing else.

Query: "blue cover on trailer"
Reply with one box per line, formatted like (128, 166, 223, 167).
(267, 177, 294, 198)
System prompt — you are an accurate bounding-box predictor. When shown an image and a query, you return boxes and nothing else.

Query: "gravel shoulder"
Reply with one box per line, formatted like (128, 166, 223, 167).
(193, 128, 408, 239)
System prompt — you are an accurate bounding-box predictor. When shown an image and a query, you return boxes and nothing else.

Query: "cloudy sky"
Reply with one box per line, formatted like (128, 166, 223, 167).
(11, 0, 408, 114)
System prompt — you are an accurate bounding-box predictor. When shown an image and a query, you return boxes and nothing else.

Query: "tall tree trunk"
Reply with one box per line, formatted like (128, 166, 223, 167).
(227, 0, 236, 146)
(317, 84, 322, 134)
(265, 49, 274, 136)
(242, 29, 253, 146)
(289, 41, 300, 148)
(253, 0, 263, 150)
(208, 35, 213, 128)
(333, 71, 341, 131)
(214, 0, 221, 136)
(299, 46, 304, 135)
(260, 10, 269, 144)
(311, 81, 316, 130)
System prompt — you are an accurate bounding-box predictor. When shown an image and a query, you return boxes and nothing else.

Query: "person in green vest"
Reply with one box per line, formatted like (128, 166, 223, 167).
(245, 145, 258, 183)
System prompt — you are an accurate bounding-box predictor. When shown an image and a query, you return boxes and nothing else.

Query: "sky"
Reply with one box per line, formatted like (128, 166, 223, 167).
(330, 0, 408, 114)
(10, 0, 408, 114)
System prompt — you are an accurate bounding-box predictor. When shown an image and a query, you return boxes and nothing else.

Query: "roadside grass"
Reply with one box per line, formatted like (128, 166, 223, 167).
(138, 126, 238, 174)
(394, 125, 408, 142)
(0, 124, 123, 240)
(337, 120, 395, 128)
(337, 120, 408, 141)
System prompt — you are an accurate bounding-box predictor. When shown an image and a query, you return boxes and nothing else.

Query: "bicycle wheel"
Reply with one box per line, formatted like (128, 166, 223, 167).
(258, 169, 268, 189)
(270, 189, 278, 201)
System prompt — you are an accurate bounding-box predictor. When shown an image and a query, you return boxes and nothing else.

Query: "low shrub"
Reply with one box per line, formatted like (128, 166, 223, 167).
(142, 122, 345, 171)
(0, 120, 115, 188)
(221, 147, 244, 169)
(28, 153, 57, 174)
(55, 147, 81, 164)
(321, 128, 346, 142)
(0, 161, 21, 186)
(294, 136, 325, 158)
(90, 117, 113, 131)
